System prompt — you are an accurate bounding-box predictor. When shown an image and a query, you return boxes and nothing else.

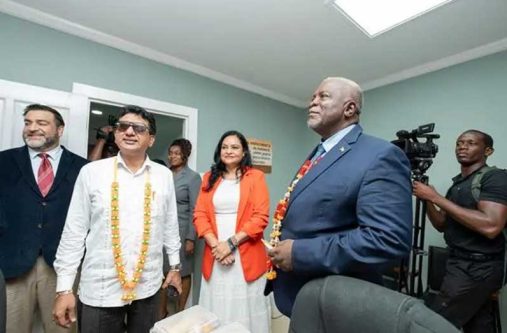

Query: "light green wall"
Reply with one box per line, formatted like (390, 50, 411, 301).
(4, 10, 506, 321)
(362, 50, 507, 325)
(0, 12, 316, 213)
(363, 50, 507, 247)
(0, 12, 317, 306)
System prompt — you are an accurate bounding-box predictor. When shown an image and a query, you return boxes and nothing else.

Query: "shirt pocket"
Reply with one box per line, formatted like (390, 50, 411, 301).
(151, 190, 167, 218)
(90, 187, 110, 218)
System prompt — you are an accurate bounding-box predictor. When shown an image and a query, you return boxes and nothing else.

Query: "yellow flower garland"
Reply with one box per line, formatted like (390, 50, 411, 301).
(111, 158, 152, 301)
(265, 160, 312, 280)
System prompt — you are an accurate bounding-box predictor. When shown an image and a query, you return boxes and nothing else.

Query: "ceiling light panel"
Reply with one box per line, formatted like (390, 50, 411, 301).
(331, 0, 454, 37)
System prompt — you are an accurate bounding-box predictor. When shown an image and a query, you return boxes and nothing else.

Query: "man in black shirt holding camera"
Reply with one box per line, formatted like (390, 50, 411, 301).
(413, 129, 507, 333)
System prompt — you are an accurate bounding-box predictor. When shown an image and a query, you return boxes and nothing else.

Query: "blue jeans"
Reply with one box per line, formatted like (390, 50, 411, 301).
(78, 293, 160, 333)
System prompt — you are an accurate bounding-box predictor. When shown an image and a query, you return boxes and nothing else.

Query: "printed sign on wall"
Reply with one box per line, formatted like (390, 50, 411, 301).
(247, 138, 272, 173)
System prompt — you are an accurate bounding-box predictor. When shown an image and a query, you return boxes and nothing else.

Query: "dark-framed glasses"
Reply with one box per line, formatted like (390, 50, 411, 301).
(114, 121, 150, 134)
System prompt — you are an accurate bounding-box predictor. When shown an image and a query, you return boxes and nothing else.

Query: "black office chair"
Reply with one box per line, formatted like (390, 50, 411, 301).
(289, 275, 459, 333)
(425, 245, 502, 333)
(424, 245, 450, 305)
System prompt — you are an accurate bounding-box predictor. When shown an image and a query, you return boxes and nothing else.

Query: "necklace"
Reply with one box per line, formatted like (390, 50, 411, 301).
(265, 160, 312, 280)
(111, 157, 152, 301)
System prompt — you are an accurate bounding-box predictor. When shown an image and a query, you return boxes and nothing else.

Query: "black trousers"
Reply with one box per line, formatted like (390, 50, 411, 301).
(78, 293, 160, 333)
(425, 256, 504, 333)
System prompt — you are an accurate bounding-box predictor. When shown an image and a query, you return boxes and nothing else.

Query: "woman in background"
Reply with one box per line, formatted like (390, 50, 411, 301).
(161, 138, 201, 316)
(194, 130, 271, 333)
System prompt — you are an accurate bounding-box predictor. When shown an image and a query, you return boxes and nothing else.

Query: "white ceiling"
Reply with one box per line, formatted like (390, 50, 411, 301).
(2, 0, 507, 107)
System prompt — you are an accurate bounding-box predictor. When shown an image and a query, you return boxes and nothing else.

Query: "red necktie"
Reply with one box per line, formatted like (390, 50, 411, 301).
(38, 153, 54, 197)
(294, 145, 326, 181)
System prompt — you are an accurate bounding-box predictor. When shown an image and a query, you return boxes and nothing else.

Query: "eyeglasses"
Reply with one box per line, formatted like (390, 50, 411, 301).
(114, 121, 150, 134)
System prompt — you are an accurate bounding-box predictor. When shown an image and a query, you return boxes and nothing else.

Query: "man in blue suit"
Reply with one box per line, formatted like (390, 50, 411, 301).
(0, 104, 87, 333)
(267, 77, 413, 317)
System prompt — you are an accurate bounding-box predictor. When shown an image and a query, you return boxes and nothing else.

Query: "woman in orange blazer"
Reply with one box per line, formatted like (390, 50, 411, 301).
(193, 130, 271, 333)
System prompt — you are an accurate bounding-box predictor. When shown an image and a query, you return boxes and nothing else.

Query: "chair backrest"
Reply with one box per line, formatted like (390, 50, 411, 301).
(289, 275, 459, 333)
(427, 246, 449, 291)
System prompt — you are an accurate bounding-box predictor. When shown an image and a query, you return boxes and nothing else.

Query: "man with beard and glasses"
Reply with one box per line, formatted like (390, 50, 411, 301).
(0, 104, 87, 333)
(413, 130, 507, 333)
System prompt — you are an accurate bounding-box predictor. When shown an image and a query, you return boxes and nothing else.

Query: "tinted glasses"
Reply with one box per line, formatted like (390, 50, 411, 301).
(115, 121, 150, 134)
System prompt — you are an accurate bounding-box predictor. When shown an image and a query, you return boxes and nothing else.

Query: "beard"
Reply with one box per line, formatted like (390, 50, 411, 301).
(23, 131, 59, 151)
(307, 118, 318, 130)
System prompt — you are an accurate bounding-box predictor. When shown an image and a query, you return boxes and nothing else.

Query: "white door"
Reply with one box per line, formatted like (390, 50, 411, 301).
(72, 83, 198, 170)
(0, 79, 88, 156)
(0, 80, 198, 168)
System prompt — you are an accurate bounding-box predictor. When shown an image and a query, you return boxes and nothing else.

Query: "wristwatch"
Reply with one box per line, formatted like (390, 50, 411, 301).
(55, 290, 73, 298)
(169, 264, 181, 272)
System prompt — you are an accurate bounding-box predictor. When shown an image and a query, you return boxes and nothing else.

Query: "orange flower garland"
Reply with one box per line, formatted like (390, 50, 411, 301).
(265, 160, 312, 280)
(111, 158, 152, 301)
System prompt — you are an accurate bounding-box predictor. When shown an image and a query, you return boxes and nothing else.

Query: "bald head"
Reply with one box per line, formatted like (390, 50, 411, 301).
(308, 77, 363, 138)
(322, 77, 363, 113)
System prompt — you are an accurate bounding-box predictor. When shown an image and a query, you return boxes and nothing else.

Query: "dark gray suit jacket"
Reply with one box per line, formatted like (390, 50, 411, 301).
(173, 166, 201, 276)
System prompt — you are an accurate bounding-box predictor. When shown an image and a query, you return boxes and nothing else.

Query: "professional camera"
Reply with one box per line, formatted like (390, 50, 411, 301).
(390, 124, 440, 297)
(392, 123, 439, 178)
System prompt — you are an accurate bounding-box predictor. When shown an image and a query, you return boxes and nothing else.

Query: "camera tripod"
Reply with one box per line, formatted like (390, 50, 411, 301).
(397, 173, 429, 297)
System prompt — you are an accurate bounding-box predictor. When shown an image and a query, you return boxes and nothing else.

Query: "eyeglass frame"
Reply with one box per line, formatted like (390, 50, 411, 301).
(114, 121, 152, 135)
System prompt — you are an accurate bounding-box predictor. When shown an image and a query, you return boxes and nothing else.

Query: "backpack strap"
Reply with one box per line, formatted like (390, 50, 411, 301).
(471, 165, 497, 203)
(470, 165, 507, 284)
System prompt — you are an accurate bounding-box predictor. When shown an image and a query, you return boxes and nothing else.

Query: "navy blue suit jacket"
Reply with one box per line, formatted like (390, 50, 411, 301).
(0, 146, 88, 279)
(268, 125, 413, 316)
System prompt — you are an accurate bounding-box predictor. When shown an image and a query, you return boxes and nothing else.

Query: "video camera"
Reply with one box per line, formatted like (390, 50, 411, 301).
(104, 115, 118, 143)
(392, 123, 439, 179)
(391, 124, 440, 296)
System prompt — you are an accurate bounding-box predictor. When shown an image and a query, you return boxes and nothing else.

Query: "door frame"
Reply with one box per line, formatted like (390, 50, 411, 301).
(0, 78, 87, 152)
(72, 83, 198, 169)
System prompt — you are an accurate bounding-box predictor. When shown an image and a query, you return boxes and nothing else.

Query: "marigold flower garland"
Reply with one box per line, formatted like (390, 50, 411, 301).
(111, 158, 152, 301)
(265, 160, 312, 280)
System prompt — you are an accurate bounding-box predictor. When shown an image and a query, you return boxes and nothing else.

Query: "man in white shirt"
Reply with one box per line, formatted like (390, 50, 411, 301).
(53, 105, 182, 333)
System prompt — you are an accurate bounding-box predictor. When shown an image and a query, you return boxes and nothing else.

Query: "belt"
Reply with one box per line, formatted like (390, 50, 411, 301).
(450, 248, 504, 262)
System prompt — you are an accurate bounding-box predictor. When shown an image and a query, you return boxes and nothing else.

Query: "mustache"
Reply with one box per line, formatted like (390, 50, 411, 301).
(25, 130, 45, 135)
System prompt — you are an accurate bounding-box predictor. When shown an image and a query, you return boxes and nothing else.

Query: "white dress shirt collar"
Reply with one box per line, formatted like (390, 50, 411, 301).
(116, 152, 152, 176)
(28, 145, 63, 161)
(27, 145, 63, 180)
(320, 124, 356, 156)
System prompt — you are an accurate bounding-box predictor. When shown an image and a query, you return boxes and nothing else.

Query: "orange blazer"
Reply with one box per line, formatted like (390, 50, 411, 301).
(193, 168, 269, 282)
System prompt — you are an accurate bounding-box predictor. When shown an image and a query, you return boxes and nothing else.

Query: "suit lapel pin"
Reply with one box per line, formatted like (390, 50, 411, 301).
(339, 146, 345, 152)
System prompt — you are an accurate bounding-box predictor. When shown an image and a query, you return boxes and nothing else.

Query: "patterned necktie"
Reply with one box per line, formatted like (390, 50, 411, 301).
(310, 143, 326, 164)
(37, 153, 54, 197)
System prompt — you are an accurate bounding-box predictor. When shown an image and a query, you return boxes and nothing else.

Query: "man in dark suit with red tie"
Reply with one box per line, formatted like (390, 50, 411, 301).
(0, 104, 87, 333)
